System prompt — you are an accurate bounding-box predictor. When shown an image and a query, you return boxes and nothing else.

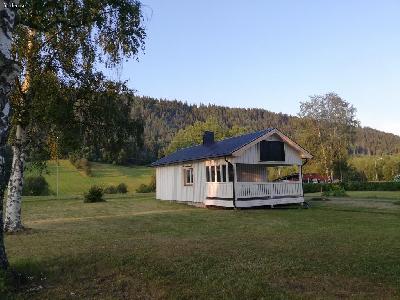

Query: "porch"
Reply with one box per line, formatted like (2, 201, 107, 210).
(204, 163, 304, 208)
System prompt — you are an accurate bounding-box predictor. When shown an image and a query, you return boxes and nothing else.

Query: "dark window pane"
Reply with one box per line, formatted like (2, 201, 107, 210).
(228, 164, 234, 182)
(211, 166, 216, 182)
(216, 165, 221, 182)
(186, 169, 191, 184)
(260, 141, 285, 161)
(184, 168, 193, 185)
(206, 166, 210, 182)
(222, 165, 227, 182)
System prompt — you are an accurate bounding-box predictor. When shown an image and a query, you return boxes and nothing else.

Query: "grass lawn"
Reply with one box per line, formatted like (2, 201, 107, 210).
(306, 190, 400, 200)
(26, 160, 153, 196)
(4, 194, 400, 299)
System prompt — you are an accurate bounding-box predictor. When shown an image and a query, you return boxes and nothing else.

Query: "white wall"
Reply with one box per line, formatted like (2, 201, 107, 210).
(156, 161, 207, 203)
(233, 133, 302, 165)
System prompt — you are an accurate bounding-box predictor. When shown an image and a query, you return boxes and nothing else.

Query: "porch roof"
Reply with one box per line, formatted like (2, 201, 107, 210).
(151, 128, 274, 167)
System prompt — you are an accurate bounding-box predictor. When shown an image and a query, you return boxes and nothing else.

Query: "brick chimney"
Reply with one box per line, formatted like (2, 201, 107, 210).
(202, 131, 215, 145)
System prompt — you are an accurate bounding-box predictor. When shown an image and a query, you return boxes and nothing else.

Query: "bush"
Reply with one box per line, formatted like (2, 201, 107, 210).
(394, 175, 400, 182)
(304, 181, 400, 193)
(344, 181, 400, 191)
(322, 185, 347, 197)
(103, 185, 118, 194)
(117, 183, 128, 194)
(136, 175, 156, 193)
(69, 154, 92, 176)
(103, 183, 128, 194)
(22, 176, 50, 196)
(84, 186, 105, 203)
(303, 183, 326, 194)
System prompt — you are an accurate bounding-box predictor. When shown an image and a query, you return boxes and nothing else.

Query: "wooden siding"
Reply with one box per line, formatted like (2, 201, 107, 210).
(233, 133, 302, 165)
(156, 161, 207, 203)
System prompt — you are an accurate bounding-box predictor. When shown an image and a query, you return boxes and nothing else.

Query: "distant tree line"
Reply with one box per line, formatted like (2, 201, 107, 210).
(131, 96, 400, 164)
(349, 155, 400, 181)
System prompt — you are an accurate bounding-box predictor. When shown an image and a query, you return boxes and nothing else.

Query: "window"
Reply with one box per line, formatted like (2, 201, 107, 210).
(211, 166, 216, 182)
(184, 168, 194, 185)
(222, 164, 227, 182)
(216, 165, 221, 182)
(207, 163, 231, 182)
(206, 166, 211, 182)
(228, 164, 234, 182)
(260, 141, 285, 162)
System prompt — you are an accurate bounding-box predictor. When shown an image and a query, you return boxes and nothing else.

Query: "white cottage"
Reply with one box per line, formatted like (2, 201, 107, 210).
(151, 128, 312, 208)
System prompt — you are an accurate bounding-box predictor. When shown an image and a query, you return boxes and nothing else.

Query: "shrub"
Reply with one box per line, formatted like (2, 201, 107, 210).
(84, 186, 105, 203)
(117, 183, 128, 194)
(304, 181, 400, 193)
(104, 185, 118, 194)
(76, 158, 92, 176)
(394, 175, 400, 182)
(69, 154, 92, 176)
(322, 185, 347, 197)
(103, 183, 128, 194)
(22, 176, 50, 196)
(303, 183, 326, 194)
(136, 175, 156, 193)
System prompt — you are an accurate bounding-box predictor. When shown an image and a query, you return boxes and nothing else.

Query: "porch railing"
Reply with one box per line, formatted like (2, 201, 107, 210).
(236, 182, 302, 199)
(206, 182, 233, 199)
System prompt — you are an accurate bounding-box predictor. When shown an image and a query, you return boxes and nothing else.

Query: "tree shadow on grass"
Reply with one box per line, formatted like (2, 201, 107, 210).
(3, 259, 47, 298)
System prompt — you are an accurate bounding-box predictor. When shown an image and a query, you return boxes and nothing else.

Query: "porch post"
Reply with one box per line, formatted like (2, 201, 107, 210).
(300, 164, 304, 197)
(233, 163, 238, 208)
(299, 164, 303, 183)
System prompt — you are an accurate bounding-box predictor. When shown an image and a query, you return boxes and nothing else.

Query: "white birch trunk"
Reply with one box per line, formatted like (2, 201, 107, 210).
(4, 28, 34, 232)
(4, 125, 26, 232)
(0, 0, 20, 269)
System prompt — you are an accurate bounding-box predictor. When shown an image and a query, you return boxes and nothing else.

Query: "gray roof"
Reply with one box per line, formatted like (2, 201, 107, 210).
(151, 128, 274, 167)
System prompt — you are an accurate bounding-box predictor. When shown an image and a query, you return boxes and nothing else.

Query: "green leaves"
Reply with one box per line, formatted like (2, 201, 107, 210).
(16, 0, 146, 78)
(164, 117, 248, 156)
(297, 93, 359, 180)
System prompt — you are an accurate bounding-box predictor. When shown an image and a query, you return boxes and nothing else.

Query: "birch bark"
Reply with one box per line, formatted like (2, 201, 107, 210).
(4, 125, 26, 232)
(4, 28, 33, 232)
(0, 0, 20, 269)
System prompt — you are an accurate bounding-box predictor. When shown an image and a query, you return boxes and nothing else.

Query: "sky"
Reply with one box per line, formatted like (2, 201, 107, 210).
(108, 0, 400, 136)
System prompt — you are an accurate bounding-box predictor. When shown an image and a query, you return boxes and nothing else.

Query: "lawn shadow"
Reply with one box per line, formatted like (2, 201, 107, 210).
(4, 259, 48, 298)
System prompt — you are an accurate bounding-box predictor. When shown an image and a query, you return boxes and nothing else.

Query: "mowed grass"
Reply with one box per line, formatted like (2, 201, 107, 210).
(306, 190, 400, 200)
(5, 195, 400, 299)
(26, 160, 153, 196)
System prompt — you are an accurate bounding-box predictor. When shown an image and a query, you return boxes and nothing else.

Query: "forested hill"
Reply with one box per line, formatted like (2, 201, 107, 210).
(132, 96, 400, 162)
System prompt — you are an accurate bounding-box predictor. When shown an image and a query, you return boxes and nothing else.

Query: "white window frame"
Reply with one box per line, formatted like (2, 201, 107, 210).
(206, 163, 230, 183)
(183, 167, 194, 186)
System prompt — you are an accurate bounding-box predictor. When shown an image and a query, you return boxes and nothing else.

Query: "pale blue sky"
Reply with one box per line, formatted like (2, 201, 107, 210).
(108, 0, 400, 135)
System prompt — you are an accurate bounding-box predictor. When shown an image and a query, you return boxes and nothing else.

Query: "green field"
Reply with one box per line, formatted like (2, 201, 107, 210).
(306, 190, 400, 200)
(26, 160, 153, 196)
(4, 194, 400, 299)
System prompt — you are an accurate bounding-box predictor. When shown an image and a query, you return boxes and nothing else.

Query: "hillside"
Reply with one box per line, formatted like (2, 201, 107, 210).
(27, 160, 153, 196)
(132, 96, 400, 162)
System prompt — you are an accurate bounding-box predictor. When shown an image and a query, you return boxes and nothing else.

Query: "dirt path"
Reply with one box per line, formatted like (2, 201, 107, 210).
(26, 208, 199, 225)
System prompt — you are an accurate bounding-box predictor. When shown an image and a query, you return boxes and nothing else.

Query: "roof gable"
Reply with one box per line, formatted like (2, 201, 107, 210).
(232, 129, 313, 159)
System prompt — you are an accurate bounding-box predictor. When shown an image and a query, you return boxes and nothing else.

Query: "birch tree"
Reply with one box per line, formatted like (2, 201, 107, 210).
(4, 0, 146, 232)
(297, 93, 359, 180)
(0, 0, 20, 269)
